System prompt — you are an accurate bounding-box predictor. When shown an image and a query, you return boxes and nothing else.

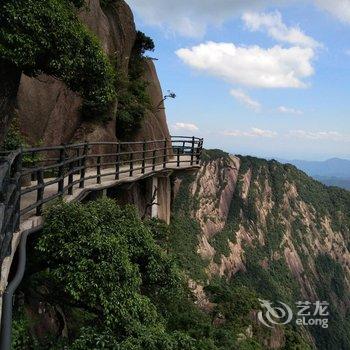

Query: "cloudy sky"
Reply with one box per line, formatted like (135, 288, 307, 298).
(126, 0, 350, 160)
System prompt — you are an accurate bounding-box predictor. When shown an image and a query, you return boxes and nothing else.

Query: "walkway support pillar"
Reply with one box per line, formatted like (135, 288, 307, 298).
(151, 177, 158, 219)
(151, 173, 171, 224)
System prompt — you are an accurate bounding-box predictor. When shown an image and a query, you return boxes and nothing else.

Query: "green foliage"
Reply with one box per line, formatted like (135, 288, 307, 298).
(169, 215, 208, 281)
(116, 31, 154, 138)
(1, 117, 42, 165)
(17, 196, 272, 349)
(283, 329, 312, 350)
(37, 199, 181, 334)
(12, 309, 34, 350)
(145, 218, 170, 247)
(1, 117, 24, 152)
(311, 255, 350, 350)
(16, 198, 219, 349)
(13, 149, 350, 349)
(169, 151, 350, 349)
(315, 254, 345, 299)
(201, 149, 230, 162)
(116, 82, 149, 137)
(169, 174, 209, 281)
(205, 280, 259, 325)
(0, 0, 116, 119)
(132, 31, 155, 58)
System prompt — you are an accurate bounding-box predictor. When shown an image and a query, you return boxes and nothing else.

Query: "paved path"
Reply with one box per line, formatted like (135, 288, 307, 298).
(0, 155, 199, 302)
(20, 155, 198, 222)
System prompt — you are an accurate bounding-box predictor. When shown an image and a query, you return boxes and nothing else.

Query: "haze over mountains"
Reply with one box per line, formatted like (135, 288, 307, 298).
(277, 157, 350, 190)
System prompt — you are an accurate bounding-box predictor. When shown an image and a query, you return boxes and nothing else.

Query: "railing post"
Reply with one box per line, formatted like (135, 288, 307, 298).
(79, 142, 89, 189)
(163, 139, 167, 168)
(36, 169, 44, 216)
(129, 152, 133, 177)
(177, 147, 180, 167)
(152, 149, 156, 171)
(196, 139, 203, 164)
(12, 149, 22, 178)
(97, 156, 101, 184)
(68, 157, 74, 195)
(76, 148, 80, 174)
(14, 150, 22, 230)
(115, 142, 120, 180)
(30, 150, 36, 182)
(142, 140, 146, 174)
(58, 145, 65, 195)
(190, 136, 195, 165)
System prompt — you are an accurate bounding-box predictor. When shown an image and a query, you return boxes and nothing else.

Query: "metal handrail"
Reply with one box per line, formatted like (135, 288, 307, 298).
(0, 136, 203, 264)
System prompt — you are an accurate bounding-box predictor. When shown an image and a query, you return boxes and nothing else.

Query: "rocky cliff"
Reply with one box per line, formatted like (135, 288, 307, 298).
(170, 149, 350, 349)
(16, 0, 170, 147)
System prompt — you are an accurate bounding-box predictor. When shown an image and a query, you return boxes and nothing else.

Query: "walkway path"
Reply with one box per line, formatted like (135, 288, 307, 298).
(0, 136, 203, 263)
(20, 154, 198, 220)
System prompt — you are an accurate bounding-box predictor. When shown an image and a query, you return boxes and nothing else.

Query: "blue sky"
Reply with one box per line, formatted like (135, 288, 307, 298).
(126, 0, 350, 160)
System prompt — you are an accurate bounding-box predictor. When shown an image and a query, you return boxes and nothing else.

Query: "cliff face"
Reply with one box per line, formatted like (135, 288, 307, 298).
(170, 150, 350, 349)
(17, 0, 170, 146)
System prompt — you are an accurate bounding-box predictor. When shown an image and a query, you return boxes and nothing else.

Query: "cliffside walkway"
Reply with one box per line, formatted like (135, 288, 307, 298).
(0, 136, 203, 265)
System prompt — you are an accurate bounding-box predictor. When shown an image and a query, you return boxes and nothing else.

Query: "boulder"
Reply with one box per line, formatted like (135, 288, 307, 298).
(16, 0, 170, 147)
(17, 74, 82, 146)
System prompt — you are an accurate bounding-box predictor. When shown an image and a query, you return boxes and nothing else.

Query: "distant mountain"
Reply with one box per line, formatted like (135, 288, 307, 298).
(276, 158, 350, 190)
(314, 176, 350, 190)
(278, 157, 350, 178)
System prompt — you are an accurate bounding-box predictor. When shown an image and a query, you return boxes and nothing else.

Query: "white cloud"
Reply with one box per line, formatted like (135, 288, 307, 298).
(176, 42, 314, 88)
(242, 11, 321, 48)
(172, 122, 199, 131)
(126, 0, 350, 38)
(126, 0, 284, 37)
(277, 106, 303, 115)
(314, 0, 350, 24)
(223, 127, 277, 138)
(288, 130, 346, 141)
(230, 89, 261, 111)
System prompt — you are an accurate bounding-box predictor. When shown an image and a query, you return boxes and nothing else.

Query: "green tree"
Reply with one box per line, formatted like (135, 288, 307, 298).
(15, 198, 212, 348)
(116, 31, 155, 138)
(0, 0, 116, 142)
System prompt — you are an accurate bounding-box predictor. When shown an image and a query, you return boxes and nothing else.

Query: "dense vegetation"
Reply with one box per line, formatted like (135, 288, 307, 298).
(11, 151, 350, 349)
(13, 198, 269, 349)
(0, 0, 116, 119)
(1, 0, 156, 147)
(115, 31, 155, 139)
(169, 152, 350, 349)
(169, 172, 311, 349)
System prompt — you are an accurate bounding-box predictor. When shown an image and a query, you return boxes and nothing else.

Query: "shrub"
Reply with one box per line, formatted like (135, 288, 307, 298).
(1, 117, 43, 166)
(116, 31, 154, 138)
(0, 0, 116, 119)
(1, 117, 24, 152)
(16, 198, 211, 348)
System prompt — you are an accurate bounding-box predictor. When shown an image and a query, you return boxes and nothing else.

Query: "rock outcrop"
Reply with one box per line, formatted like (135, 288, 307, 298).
(131, 60, 171, 142)
(172, 152, 350, 349)
(18, 74, 83, 146)
(16, 0, 170, 146)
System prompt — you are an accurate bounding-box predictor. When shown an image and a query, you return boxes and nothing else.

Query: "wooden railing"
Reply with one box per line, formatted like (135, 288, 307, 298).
(0, 136, 203, 263)
(0, 151, 22, 260)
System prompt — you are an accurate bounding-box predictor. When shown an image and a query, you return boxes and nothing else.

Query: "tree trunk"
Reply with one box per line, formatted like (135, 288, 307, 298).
(0, 63, 22, 145)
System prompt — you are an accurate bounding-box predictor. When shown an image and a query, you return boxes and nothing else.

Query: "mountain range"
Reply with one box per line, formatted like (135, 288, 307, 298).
(170, 150, 350, 349)
(276, 158, 350, 190)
